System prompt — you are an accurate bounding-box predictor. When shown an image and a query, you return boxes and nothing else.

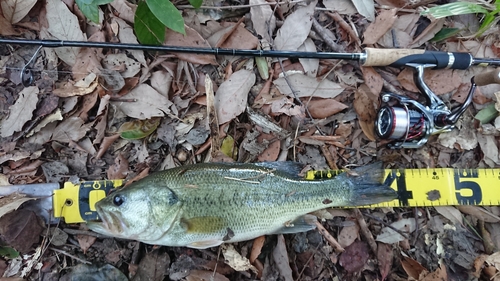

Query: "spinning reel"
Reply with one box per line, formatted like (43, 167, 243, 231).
(375, 64, 500, 149)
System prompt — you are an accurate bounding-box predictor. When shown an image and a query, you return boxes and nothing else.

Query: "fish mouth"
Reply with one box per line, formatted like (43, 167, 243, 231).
(88, 206, 125, 235)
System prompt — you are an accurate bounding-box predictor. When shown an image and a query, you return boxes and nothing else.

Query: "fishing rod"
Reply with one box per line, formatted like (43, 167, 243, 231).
(1, 37, 500, 70)
(2, 37, 500, 149)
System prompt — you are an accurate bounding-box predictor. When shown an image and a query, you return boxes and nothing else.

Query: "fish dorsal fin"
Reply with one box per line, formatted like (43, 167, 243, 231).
(271, 214, 317, 234)
(253, 161, 304, 179)
(187, 240, 224, 249)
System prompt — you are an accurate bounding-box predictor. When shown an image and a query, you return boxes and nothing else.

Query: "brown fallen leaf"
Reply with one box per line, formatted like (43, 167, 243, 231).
(258, 139, 280, 162)
(72, 35, 104, 81)
(185, 270, 229, 281)
(164, 25, 217, 65)
(377, 242, 393, 281)
(420, 264, 447, 281)
(215, 69, 256, 124)
(0, 193, 35, 218)
(274, 0, 317, 51)
(338, 223, 360, 248)
(221, 244, 258, 273)
(76, 234, 96, 255)
(398, 68, 461, 95)
(339, 241, 369, 273)
(250, 236, 266, 264)
(0, 86, 39, 138)
(361, 67, 383, 97)
(362, 8, 398, 45)
(129, 249, 169, 280)
(0, 12, 18, 35)
(273, 234, 293, 281)
(107, 153, 130, 180)
(401, 256, 427, 279)
(0, 209, 44, 253)
(52, 79, 98, 97)
(110, 0, 136, 23)
(250, 0, 276, 42)
(51, 116, 92, 143)
(354, 84, 377, 141)
(1, 0, 37, 24)
(457, 205, 500, 223)
(42, 0, 85, 66)
(274, 73, 344, 99)
(111, 84, 173, 119)
(207, 21, 259, 50)
(306, 98, 348, 119)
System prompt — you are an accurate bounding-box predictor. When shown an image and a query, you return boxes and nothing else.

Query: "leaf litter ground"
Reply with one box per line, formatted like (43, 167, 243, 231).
(1, 0, 500, 280)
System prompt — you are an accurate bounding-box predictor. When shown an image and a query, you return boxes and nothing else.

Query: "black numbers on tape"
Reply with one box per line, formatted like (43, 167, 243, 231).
(384, 171, 413, 206)
(454, 170, 482, 205)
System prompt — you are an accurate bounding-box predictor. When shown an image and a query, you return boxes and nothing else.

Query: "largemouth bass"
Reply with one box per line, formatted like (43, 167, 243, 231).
(87, 162, 396, 249)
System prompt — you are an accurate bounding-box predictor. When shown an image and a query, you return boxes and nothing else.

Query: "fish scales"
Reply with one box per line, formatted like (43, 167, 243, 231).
(87, 162, 397, 249)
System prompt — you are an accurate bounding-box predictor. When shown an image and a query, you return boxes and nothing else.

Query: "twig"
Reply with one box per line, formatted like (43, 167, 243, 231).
(295, 243, 321, 281)
(49, 247, 92, 265)
(326, 12, 361, 47)
(314, 220, 344, 253)
(63, 228, 110, 239)
(176, 0, 305, 9)
(411, 207, 420, 246)
(321, 145, 338, 170)
(353, 208, 378, 254)
(311, 19, 343, 52)
(277, 60, 322, 134)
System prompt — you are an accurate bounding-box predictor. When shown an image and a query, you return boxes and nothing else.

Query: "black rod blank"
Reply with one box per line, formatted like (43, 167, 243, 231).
(0, 38, 362, 60)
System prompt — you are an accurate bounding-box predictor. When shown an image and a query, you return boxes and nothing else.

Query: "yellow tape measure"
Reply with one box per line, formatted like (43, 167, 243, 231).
(53, 179, 123, 223)
(306, 168, 500, 207)
(53, 168, 500, 223)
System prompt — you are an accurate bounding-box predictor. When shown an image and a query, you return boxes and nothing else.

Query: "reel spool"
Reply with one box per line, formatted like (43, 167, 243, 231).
(375, 106, 426, 143)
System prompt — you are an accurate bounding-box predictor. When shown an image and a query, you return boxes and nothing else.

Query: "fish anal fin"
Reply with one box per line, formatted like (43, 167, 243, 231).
(271, 215, 317, 235)
(181, 216, 226, 234)
(187, 239, 224, 249)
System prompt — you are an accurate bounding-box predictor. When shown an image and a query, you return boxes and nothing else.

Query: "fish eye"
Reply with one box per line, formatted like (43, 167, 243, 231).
(113, 194, 126, 206)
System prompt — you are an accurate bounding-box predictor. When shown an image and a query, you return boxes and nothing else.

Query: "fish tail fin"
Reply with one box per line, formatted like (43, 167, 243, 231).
(337, 162, 397, 206)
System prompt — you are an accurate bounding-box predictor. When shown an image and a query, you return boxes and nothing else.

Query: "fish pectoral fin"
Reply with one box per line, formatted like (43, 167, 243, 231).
(187, 239, 224, 249)
(181, 216, 226, 234)
(271, 214, 317, 234)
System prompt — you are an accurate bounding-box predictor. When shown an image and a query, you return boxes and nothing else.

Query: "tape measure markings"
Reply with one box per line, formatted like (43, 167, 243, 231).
(53, 169, 500, 223)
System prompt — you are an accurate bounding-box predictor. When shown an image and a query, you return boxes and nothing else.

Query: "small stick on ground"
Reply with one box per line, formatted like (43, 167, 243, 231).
(326, 12, 361, 47)
(321, 145, 338, 170)
(49, 247, 92, 264)
(311, 19, 343, 52)
(314, 220, 344, 253)
(63, 228, 110, 239)
(354, 208, 378, 254)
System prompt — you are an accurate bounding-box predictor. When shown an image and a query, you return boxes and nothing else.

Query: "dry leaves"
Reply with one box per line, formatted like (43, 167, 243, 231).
(215, 69, 256, 124)
(112, 84, 173, 119)
(0, 86, 38, 137)
(274, 0, 317, 51)
(362, 8, 397, 45)
(1, 0, 37, 24)
(42, 0, 86, 66)
(0, 193, 35, 218)
(273, 73, 344, 99)
(221, 244, 258, 273)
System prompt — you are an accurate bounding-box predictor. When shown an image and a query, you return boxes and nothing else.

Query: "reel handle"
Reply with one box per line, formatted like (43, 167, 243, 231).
(473, 69, 500, 86)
